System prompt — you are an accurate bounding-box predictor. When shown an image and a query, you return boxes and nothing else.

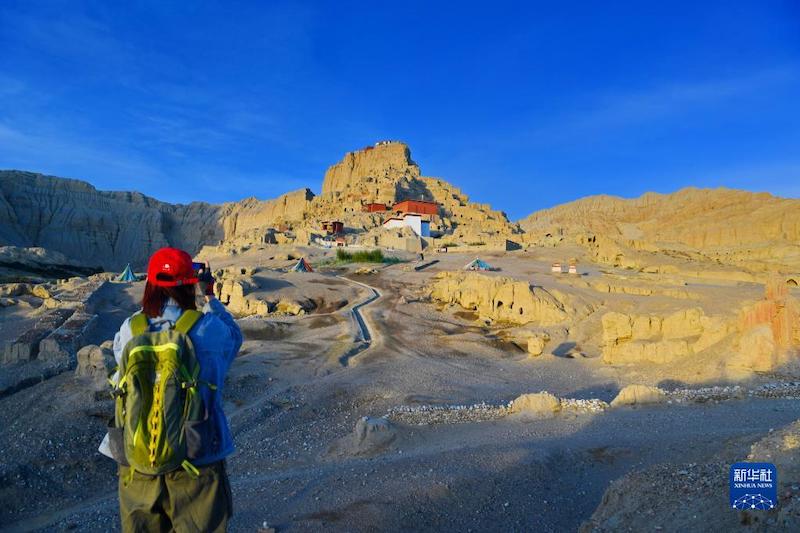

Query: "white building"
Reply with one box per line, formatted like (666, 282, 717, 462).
(551, 262, 563, 274)
(382, 213, 430, 237)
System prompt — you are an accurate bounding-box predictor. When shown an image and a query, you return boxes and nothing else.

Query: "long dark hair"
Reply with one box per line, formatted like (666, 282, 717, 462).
(141, 282, 197, 318)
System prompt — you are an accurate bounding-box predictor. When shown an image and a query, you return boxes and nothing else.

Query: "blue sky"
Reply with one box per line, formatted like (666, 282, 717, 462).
(1, 1, 798, 220)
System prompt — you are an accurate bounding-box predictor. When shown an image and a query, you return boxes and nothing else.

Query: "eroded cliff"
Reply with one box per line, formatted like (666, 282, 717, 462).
(520, 187, 800, 272)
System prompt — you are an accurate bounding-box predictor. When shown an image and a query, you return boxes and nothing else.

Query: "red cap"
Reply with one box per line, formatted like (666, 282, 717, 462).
(146, 247, 198, 287)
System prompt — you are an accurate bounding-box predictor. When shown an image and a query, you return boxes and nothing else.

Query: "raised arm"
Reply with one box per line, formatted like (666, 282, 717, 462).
(202, 295, 243, 364)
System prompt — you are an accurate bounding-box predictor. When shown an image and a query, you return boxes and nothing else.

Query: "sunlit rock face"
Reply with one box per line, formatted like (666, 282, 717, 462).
(520, 186, 800, 273)
(429, 271, 571, 326)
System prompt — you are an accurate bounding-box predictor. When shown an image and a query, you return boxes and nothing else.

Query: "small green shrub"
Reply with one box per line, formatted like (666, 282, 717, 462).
(335, 248, 401, 264)
(336, 249, 374, 262)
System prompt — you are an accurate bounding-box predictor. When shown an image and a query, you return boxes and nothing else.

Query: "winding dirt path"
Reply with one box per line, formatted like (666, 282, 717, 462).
(335, 276, 382, 366)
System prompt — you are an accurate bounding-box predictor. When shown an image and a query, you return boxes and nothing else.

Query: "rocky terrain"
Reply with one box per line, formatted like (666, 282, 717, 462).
(1, 142, 799, 531)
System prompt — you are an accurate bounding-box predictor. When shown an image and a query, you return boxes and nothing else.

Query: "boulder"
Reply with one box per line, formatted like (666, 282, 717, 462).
(275, 299, 305, 315)
(349, 416, 397, 456)
(31, 284, 51, 299)
(527, 333, 550, 357)
(610, 384, 666, 407)
(75, 344, 115, 388)
(0, 283, 30, 297)
(42, 297, 61, 309)
(255, 300, 272, 316)
(509, 392, 561, 418)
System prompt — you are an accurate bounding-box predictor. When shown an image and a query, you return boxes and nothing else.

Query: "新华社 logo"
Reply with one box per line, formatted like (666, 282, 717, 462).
(730, 463, 777, 510)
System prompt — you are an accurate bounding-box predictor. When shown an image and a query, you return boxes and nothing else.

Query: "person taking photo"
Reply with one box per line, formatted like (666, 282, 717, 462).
(103, 247, 242, 532)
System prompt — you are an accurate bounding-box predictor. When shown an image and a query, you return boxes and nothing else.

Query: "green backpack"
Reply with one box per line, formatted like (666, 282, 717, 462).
(111, 310, 213, 479)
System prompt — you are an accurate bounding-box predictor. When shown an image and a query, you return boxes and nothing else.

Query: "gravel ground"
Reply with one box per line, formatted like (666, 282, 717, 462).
(581, 419, 800, 531)
(2, 272, 799, 532)
(385, 382, 800, 426)
(16, 399, 799, 533)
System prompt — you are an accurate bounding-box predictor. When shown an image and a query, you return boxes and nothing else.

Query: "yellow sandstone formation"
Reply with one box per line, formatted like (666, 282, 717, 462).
(509, 392, 562, 417)
(527, 333, 551, 357)
(727, 278, 800, 373)
(429, 271, 569, 326)
(601, 308, 734, 365)
(610, 385, 666, 407)
(521, 187, 800, 274)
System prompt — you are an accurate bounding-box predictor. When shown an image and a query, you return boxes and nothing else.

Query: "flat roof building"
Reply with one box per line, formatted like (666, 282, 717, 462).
(393, 199, 438, 216)
(363, 202, 389, 213)
(382, 213, 430, 237)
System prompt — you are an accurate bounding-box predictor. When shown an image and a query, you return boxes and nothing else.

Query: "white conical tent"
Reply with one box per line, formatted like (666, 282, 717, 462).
(291, 258, 313, 272)
(464, 258, 495, 271)
(117, 263, 137, 282)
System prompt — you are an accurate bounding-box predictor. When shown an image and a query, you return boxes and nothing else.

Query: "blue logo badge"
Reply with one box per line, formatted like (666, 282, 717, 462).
(730, 463, 778, 510)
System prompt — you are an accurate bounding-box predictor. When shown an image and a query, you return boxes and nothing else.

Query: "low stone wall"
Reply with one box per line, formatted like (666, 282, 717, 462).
(1, 308, 75, 364)
(0, 278, 108, 398)
(73, 279, 108, 307)
(38, 311, 98, 367)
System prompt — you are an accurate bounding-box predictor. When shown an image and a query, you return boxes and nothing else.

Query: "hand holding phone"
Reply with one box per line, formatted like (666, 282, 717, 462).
(195, 262, 215, 296)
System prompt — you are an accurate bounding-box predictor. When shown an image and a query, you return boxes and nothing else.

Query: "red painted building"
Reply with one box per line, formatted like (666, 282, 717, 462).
(363, 202, 389, 213)
(322, 221, 344, 235)
(393, 200, 439, 216)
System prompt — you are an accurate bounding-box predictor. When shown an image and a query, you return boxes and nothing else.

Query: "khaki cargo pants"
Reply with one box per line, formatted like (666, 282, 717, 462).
(119, 461, 232, 532)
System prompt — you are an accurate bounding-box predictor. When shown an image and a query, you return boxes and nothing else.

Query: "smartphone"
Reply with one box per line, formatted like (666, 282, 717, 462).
(192, 262, 205, 276)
